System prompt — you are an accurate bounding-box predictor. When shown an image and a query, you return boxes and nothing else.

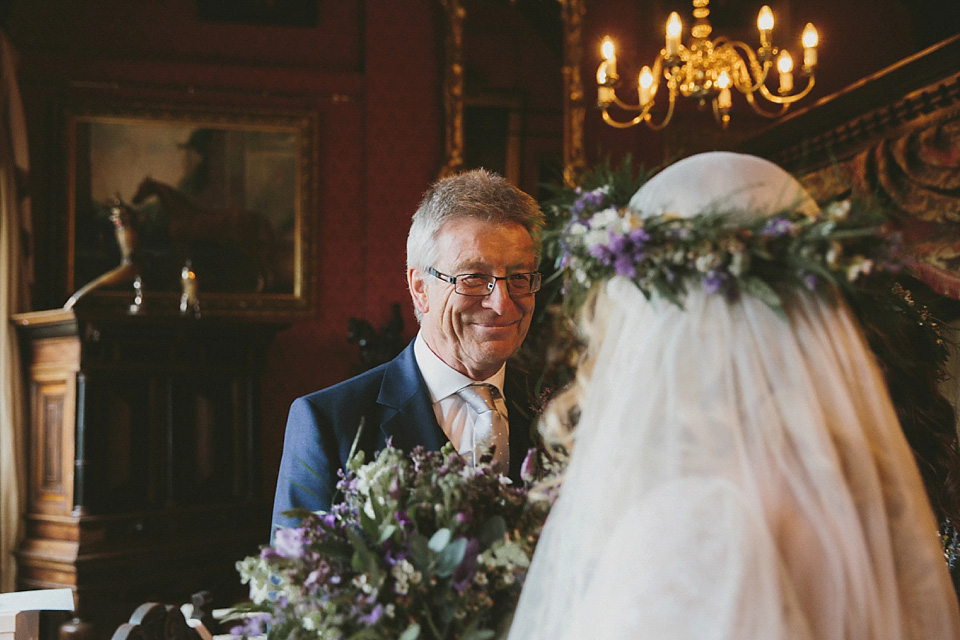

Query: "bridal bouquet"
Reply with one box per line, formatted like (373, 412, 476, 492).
(230, 443, 562, 640)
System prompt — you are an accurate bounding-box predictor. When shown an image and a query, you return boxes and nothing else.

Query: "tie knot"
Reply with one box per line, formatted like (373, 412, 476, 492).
(457, 383, 499, 414)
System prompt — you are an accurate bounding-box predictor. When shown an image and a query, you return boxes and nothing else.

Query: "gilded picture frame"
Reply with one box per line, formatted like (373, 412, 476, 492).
(65, 100, 318, 319)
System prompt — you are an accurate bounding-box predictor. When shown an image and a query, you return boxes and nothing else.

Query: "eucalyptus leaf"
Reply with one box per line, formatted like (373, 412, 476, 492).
(435, 536, 468, 577)
(429, 528, 452, 553)
(408, 532, 430, 568)
(476, 515, 507, 549)
(399, 624, 421, 640)
(741, 277, 783, 315)
(359, 503, 379, 540)
(346, 527, 381, 583)
(378, 523, 397, 544)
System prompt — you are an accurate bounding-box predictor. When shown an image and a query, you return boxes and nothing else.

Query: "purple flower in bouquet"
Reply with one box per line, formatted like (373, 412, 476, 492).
(452, 538, 480, 593)
(520, 449, 537, 485)
(273, 527, 305, 559)
(232, 442, 562, 640)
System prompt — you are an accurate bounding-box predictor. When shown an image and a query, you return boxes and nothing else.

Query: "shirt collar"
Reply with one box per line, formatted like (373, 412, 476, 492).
(413, 332, 506, 403)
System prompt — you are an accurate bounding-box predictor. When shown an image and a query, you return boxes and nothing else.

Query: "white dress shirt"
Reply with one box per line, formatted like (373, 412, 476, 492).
(413, 332, 508, 454)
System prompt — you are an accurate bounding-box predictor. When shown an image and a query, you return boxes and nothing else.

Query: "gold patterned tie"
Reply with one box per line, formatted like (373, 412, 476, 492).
(456, 383, 509, 474)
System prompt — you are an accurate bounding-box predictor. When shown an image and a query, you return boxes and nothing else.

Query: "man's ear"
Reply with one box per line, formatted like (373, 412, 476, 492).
(408, 267, 429, 315)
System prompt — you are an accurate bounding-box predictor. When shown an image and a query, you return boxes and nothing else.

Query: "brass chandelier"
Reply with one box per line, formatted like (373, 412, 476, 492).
(596, 0, 818, 129)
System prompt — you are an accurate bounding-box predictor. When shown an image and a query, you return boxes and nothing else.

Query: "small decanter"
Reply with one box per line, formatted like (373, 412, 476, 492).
(180, 260, 200, 318)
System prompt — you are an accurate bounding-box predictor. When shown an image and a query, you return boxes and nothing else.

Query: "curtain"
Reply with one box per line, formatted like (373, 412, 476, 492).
(0, 28, 32, 592)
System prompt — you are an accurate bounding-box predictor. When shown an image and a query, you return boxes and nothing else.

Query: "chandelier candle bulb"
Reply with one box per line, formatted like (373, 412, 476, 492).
(596, 0, 817, 129)
(638, 66, 655, 104)
(777, 50, 794, 93)
(665, 12, 682, 57)
(717, 71, 732, 109)
(802, 23, 818, 70)
(718, 87, 732, 110)
(596, 61, 609, 85)
(601, 37, 617, 79)
(757, 5, 774, 48)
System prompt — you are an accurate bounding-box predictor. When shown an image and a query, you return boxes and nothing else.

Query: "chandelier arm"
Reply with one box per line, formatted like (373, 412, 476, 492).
(756, 76, 816, 105)
(641, 83, 676, 130)
(611, 93, 644, 112)
(601, 108, 649, 129)
(744, 90, 790, 118)
(722, 41, 771, 94)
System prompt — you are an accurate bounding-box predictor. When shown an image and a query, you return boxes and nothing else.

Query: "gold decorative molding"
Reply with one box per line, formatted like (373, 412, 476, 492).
(560, 0, 587, 186)
(439, 0, 465, 178)
(439, 0, 585, 186)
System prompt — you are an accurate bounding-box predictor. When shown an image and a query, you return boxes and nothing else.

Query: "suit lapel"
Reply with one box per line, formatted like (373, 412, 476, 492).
(377, 341, 445, 452)
(374, 340, 541, 480)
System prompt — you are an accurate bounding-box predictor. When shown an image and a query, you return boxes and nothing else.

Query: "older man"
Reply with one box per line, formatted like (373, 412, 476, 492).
(271, 169, 544, 531)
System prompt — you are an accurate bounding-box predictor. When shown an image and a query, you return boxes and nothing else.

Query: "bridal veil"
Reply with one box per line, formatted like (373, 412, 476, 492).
(507, 152, 960, 640)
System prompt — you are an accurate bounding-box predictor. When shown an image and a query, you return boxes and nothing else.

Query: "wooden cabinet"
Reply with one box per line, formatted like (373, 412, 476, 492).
(11, 308, 284, 640)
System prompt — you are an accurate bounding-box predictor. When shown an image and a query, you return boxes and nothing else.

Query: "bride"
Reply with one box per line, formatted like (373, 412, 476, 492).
(507, 152, 960, 639)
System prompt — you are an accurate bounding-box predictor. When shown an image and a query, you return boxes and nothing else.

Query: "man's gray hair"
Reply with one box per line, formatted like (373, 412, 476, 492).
(406, 169, 544, 272)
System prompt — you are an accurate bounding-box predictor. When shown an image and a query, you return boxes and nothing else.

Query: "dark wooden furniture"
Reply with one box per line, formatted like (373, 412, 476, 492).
(11, 307, 283, 640)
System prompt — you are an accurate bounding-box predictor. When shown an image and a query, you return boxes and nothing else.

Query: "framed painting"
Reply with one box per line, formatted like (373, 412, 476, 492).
(65, 100, 318, 318)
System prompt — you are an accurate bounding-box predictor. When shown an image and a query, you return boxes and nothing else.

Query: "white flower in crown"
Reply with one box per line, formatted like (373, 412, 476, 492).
(588, 206, 621, 229)
(695, 251, 724, 273)
(846, 257, 874, 281)
(824, 199, 852, 221)
(568, 221, 588, 236)
(729, 251, 751, 276)
(584, 228, 610, 252)
(826, 241, 843, 268)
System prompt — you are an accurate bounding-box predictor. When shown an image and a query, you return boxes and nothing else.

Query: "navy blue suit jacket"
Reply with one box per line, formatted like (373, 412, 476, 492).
(271, 340, 535, 532)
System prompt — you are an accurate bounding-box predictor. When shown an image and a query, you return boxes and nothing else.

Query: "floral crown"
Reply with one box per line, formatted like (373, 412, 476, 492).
(553, 182, 903, 317)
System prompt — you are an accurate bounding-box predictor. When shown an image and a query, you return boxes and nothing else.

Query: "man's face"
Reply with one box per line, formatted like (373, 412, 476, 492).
(409, 217, 536, 380)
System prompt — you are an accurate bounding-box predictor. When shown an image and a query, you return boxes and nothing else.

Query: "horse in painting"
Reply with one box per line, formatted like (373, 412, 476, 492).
(132, 176, 277, 293)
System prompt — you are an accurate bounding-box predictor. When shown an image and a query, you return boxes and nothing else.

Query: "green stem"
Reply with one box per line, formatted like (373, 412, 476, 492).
(421, 605, 445, 640)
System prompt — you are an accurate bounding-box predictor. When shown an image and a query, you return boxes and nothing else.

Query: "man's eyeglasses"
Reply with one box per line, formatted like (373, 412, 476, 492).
(427, 267, 542, 297)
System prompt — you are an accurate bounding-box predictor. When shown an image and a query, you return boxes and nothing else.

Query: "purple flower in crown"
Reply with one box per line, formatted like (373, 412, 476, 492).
(589, 243, 613, 266)
(607, 232, 628, 255)
(614, 255, 637, 279)
(667, 223, 692, 240)
(703, 270, 732, 295)
(804, 272, 818, 291)
(761, 216, 792, 237)
(628, 228, 650, 246)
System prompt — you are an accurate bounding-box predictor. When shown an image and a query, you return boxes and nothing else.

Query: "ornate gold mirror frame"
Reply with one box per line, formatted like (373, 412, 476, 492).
(439, 0, 586, 186)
